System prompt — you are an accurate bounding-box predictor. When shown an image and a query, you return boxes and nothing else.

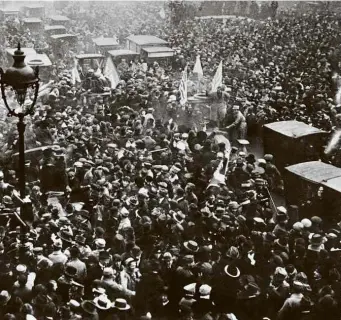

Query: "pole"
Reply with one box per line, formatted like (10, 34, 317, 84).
(17, 114, 27, 244)
(17, 114, 26, 199)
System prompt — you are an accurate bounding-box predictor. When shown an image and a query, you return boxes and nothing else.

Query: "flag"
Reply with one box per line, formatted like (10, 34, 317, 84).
(104, 56, 120, 89)
(159, 7, 166, 19)
(71, 59, 81, 85)
(179, 65, 188, 106)
(211, 60, 223, 92)
(193, 55, 203, 78)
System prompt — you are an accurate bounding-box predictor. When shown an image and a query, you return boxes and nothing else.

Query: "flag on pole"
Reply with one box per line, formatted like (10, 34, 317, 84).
(71, 59, 81, 85)
(193, 55, 203, 78)
(211, 60, 223, 92)
(179, 65, 188, 106)
(104, 56, 120, 89)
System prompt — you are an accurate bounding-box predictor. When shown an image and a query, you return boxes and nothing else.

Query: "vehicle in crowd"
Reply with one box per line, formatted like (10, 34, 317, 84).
(49, 33, 78, 57)
(141, 46, 175, 64)
(263, 120, 328, 171)
(21, 5, 45, 19)
(75, 53, 105, 78)
(6, 47, 52, 82)
(44, 25, 67, 36)
(92, 37, 120, 55)
(107, 49, 139, 65)
(27, 54, 53, 82)
(0, 8, 19, 21)
(126, 35, 169, 54)
(22, 18, 43, 32)
(48, 15, 71, 27)
(6, 47, 37, 65)
(284, 161, 341, 223)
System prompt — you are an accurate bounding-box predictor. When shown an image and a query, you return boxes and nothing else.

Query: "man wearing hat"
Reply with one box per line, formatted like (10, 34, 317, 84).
(65, 246, 87, 282)
(266, 267, 290, 318)
(224, 105, 247, 144)
(94, 267, 128, 300)
(58, 265, 84, 303)
(48, 239, 68, 265)
(81, 300, 99, 320)
(264, 154, 283, 192)
(273, 207, 289, 238)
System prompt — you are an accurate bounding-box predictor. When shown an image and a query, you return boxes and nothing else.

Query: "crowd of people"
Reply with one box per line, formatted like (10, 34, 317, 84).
(0, 2, 341, 320)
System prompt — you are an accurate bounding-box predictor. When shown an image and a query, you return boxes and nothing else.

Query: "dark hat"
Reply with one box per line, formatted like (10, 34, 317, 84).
(57, 229, 73, 243)
(264, 154, 273, 161)
(81, 300, 97, 315)
(309, 233, 323, 246)
(311, 216, 322, 224)
(64, 265, 78, 278)
(237, 282, 261, 299)
(75, 234, 86, 245)
(99, 250, 110, 261)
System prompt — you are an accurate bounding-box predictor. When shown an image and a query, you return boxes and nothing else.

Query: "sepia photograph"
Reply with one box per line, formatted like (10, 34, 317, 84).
(0, 0, 339, 319)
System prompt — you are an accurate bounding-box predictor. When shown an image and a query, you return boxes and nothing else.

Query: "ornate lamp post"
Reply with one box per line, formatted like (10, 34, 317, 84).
(0, 43, 40, 230)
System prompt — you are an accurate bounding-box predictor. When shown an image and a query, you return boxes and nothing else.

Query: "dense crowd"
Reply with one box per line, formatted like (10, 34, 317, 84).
(0, 2, 341, 320)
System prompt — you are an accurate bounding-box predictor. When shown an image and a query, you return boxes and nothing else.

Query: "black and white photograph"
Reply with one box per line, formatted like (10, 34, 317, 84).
(0, 0, 340, 319)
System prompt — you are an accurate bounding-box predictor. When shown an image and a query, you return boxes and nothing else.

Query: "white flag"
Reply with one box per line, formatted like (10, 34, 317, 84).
(104, 56, 120, 89)
(193, 55, 203, 78)
(159, 7, 166, 19)
(71, 59, 81, 85)
(211, 61, 223, 92)
(179, 65, 188, 106)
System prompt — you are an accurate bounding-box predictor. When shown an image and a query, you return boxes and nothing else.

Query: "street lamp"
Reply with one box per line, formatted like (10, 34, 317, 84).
(0, 43, 40, 230)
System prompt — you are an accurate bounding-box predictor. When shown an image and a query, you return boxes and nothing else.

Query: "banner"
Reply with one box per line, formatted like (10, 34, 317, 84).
(211, 60, 223, 92)
(159, 7, 166, 19)
(179, 65, 188, 106)
(104, 56, 120, 89)
(71, 59, 81, 85)
(193, 55, 203, 78)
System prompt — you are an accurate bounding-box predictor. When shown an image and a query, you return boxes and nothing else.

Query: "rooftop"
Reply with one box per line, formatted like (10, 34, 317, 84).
(285, 161, 341, 184)
(264, 120, 325, 138)
(126, 35, 168, 46)
(93, 37, 119, 47)
(142, 46, 174, 53)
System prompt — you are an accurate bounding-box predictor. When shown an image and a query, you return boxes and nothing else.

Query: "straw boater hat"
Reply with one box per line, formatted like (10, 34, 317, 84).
(224, 264, 241, 278)
(93, 295, 111, 310)
(112, 298, 131, 311)
(183, 240, 199, 253)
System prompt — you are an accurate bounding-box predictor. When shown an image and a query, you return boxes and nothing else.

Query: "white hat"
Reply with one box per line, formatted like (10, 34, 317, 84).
(277, 206, 287, 214)
(120, 207, 129, 217)
(168, 95, 177, 102)
(181, 133, 189, 139)
(53, 239, 63, 248)
(95, 238, 106, 248)
(301, 218, 312, 228)
(199, 284, 212, 299)
(183, 283, 196, 295)
(275, 267, 288, 278)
